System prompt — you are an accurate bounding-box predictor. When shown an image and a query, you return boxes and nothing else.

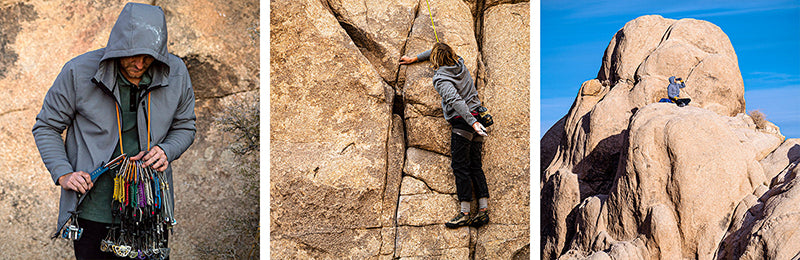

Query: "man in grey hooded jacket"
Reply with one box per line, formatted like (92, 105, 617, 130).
(32, 3, 195, 258)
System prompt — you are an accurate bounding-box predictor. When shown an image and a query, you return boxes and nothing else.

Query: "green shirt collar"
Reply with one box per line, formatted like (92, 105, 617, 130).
(116, 69, 152, 88)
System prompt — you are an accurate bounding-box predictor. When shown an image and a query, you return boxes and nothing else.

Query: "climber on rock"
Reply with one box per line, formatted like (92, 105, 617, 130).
(667, 76, 691, 107)
(399, 42, 491, 229)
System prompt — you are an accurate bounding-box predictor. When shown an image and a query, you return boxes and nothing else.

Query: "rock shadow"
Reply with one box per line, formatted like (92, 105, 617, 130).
(573, 131, 627, 199)
(788, 144, 800, 162)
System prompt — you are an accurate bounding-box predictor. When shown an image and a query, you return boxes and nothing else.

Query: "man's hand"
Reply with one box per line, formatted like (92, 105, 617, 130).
(58, 171, 93, 194)
(472, 122, 488, 137)
(130, 146, 169, 171)
(399, 56, 418, 65)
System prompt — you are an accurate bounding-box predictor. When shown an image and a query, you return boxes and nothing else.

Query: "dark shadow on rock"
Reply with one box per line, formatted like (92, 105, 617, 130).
(182, 54, 239, 99)
(540, 170, 582, 260)
(788, 144, 800, 162)
(561, 205, 580, 256)
(337, 21, 391, 83)
(768, 144, 800, 188)
(0, 3, 37, 79)
(596, 29, 624, 84)
(540, 173, 558, 260)
(573, 131, 627, 199)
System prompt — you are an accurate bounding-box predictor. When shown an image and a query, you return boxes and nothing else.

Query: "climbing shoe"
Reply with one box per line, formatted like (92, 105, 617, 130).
(445, 212, 470, 228)
(469, 209, 489, 227)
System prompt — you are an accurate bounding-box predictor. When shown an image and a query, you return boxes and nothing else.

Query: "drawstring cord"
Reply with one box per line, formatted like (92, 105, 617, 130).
(115, 92, 152, 154)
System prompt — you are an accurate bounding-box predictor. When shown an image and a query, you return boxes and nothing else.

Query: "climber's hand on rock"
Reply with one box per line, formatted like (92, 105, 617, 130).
(399, 56, 417, 65)
(473, 122, 488, 137)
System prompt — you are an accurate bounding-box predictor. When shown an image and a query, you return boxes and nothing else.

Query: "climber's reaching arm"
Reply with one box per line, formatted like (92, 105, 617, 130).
(399, 49, 431, 65)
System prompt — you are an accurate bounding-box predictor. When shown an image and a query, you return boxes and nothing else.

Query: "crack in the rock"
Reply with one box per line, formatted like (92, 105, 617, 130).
(377, 226, 385, 258)
(293, 238, 331, 255)
(410, 144, 450, 157)
(381, 96, 395, 258)
(359, 226, 386, 231)
(393, 163, 404, 260)
(396, 223, 449, 228)
(474, 0, 486, 56)
(391, 3, 420, 257)
(195, 89, 257, 101)
(394, 0, 420, 92)
(339, 21, 384, 57)
(327, 0, 398, 86)
(289, 229, 347, 237)
(471, 0, 487, 258)
(282, 225, 391, 257)
(363, 0, 368, 26)
(392, 92, 405, 118)
(403, 173, 453, 195)
(397, 245, 475, 260)
(339, 142, 355, 154)
(683, 54, 711, 99)
(0, 107, 28, 117)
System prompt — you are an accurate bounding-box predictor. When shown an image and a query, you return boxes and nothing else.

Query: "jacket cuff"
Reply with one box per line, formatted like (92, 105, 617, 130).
(155, 144, 173, 162)
(52, 166, 74, 185)
(465, 115, 478, 127)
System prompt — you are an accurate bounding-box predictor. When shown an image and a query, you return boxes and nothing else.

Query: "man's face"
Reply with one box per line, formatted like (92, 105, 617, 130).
(119, 54, 155, 81)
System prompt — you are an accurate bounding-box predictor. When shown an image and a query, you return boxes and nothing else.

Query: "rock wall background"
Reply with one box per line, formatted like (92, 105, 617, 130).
(271, 0, 529, 258)
(0, 0, 258, 258)
(542, 15, 800, 260)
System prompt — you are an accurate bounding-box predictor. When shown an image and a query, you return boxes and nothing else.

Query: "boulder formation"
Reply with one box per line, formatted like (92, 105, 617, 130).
(271, 0, 529, 258)
(0, 0, 258, 258)
(542, 15, 797, 259)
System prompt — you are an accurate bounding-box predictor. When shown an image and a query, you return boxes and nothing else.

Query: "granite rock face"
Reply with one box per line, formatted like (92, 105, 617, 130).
(1, 0, 258, 259)
(718, 160, 800, 259)
(475, 4, 530, 259)
(542, 15, 795, 260)
(271, 0, 529, 258)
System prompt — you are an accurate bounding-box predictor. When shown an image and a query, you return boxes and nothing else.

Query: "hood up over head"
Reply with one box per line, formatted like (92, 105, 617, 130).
(95, 3, 171, 88)
(102, 3, 169, 64)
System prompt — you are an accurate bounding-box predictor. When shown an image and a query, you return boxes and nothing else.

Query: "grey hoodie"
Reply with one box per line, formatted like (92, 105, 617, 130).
(417, 50, 481, 126)
(667, 76, 686, 100)
(32, 3, 196, 237)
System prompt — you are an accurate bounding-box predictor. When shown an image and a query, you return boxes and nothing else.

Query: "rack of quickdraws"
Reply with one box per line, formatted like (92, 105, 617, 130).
(63, 154, 176, 259)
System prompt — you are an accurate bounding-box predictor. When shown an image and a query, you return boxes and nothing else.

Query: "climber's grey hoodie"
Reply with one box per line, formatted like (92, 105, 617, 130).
(32, 3, 196, 237)
(417, 50, 481, 126)
(667, 76, 686, 99)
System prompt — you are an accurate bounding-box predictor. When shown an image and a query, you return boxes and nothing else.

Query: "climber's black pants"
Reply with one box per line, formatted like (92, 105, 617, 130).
(449, 118, 490, 202)
(73, 218, 126, 260)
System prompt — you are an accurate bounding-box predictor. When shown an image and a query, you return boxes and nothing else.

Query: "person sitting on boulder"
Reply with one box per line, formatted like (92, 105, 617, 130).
(667, 76, 691, 107)
(399, 42, 491, 229)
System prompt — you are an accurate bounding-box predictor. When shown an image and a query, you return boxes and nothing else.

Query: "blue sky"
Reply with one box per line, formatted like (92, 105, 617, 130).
(541, 0, 800, 138)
